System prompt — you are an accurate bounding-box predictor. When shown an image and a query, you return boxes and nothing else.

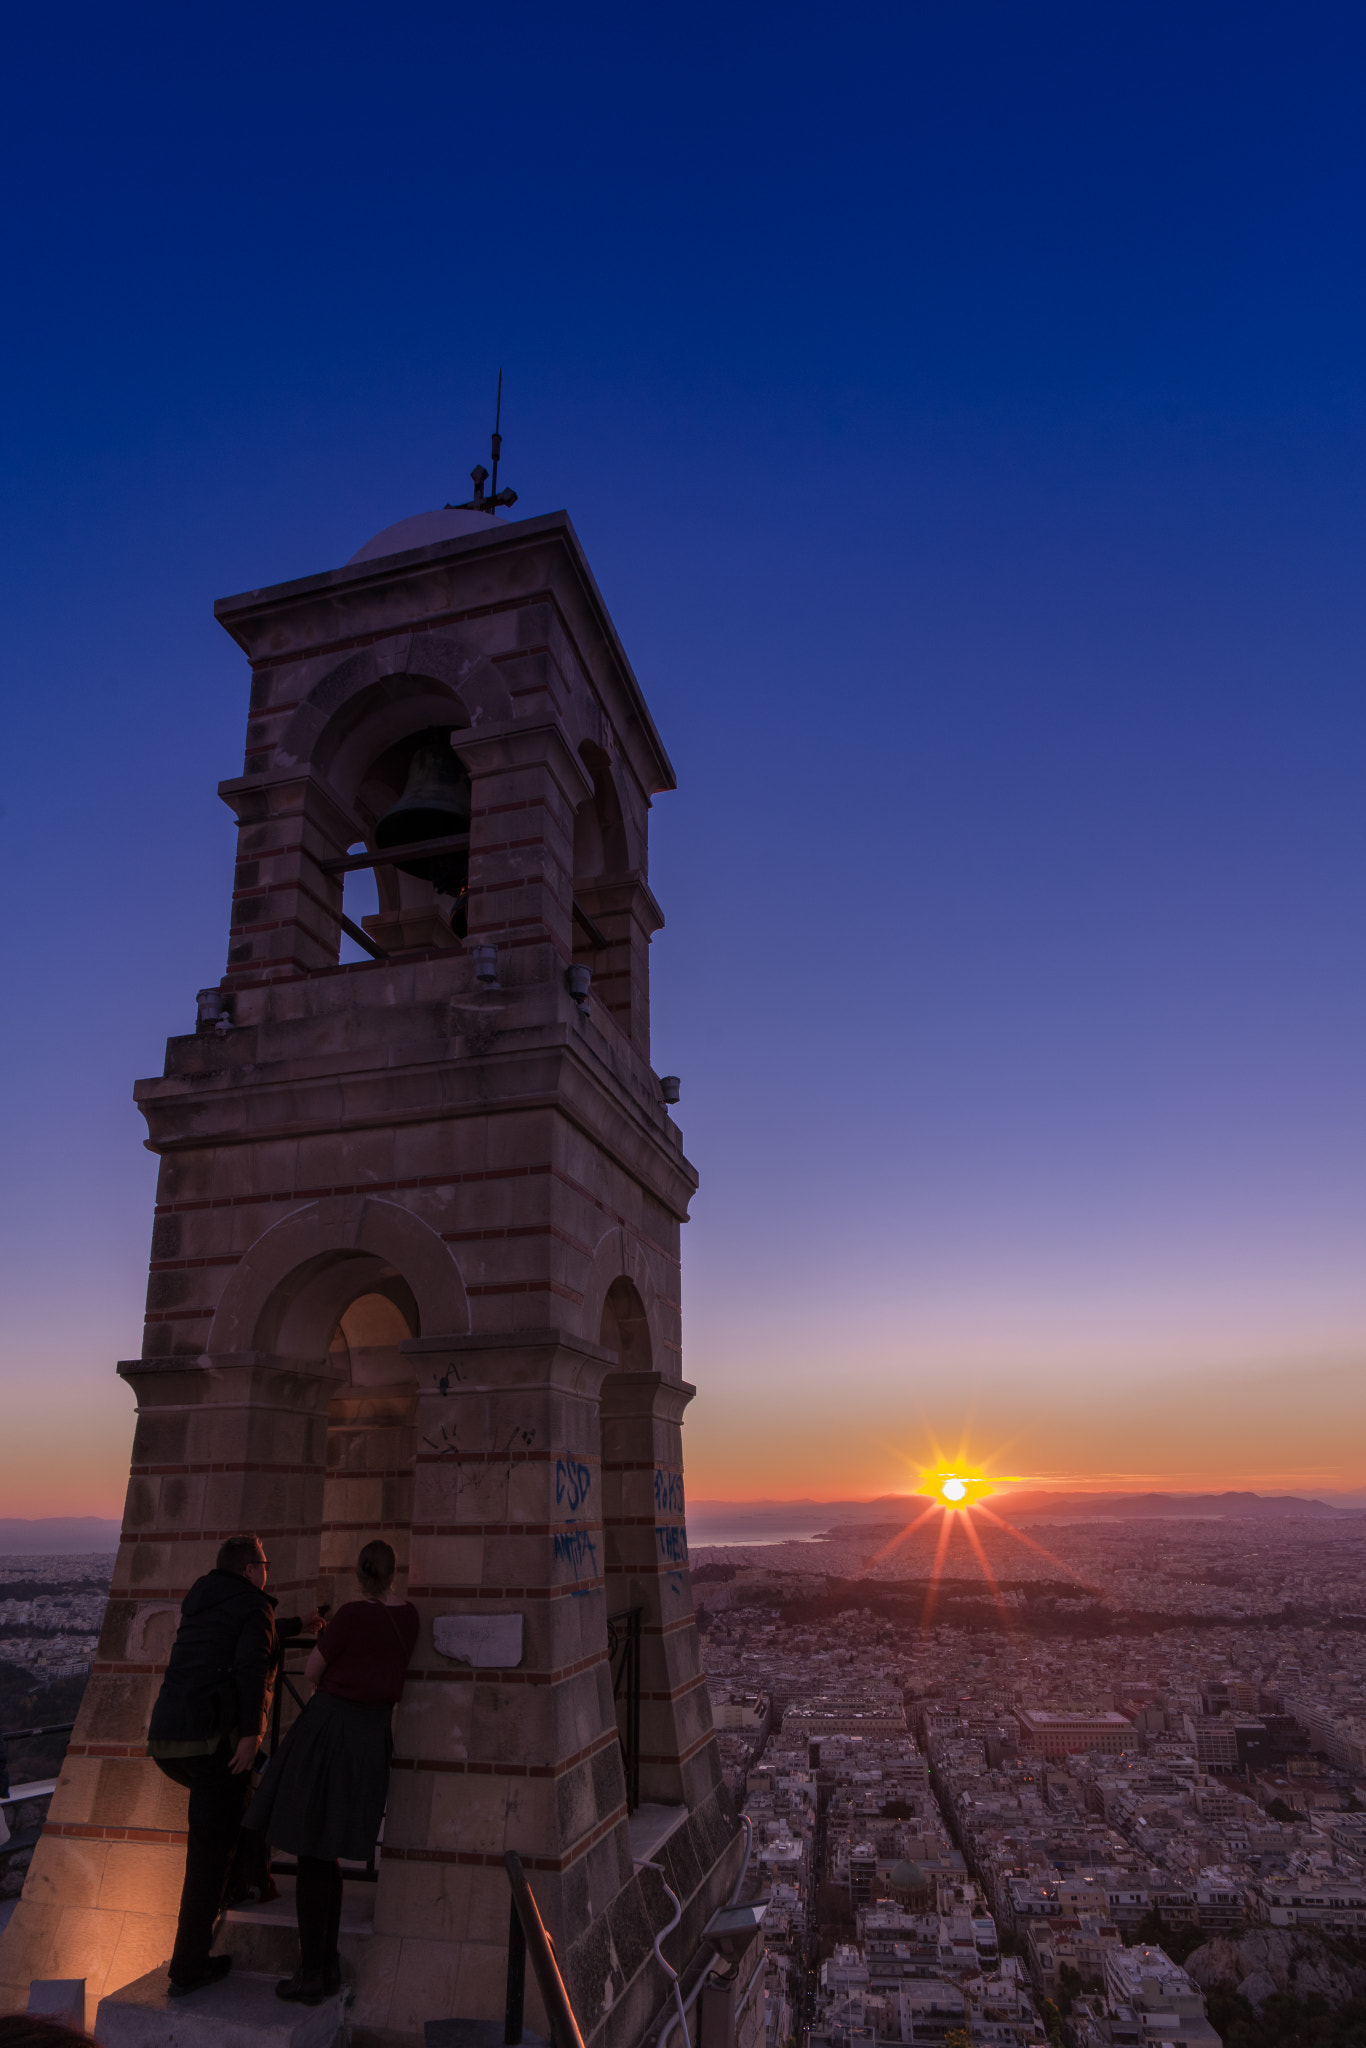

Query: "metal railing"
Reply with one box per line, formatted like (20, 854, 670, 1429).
(0, 1722, 75, 1801)
(606, 1607, 643, 1813)
(266, 1634, 317, 1758)
(503, 1850, 586, 2048)
(500, 1823, 756, 2048)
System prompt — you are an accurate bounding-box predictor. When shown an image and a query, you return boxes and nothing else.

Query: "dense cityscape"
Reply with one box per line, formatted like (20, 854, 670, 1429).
(696, 1503, 1366, 2048)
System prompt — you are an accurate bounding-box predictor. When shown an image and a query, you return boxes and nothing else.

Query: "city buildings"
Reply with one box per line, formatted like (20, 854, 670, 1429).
(692, 1506, 1366, 2046)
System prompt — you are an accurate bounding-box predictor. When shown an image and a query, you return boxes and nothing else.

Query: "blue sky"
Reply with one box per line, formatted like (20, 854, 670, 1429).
(2, 1, 1363, 1509)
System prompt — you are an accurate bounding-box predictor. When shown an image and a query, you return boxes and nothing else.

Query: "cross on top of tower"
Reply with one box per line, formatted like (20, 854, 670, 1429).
(448, 369, 518, 515)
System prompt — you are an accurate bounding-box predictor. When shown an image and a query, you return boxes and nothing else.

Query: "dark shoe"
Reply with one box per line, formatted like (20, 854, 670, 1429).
(168, 1956, 232, 1998)
(324, 1956, 343, 1996)
(225, 1875, 279, 1906)
(276, 1971, 328, 2006)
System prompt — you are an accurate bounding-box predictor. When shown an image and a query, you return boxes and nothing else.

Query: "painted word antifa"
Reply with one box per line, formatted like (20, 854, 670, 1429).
(553, 1527, 599, 1575)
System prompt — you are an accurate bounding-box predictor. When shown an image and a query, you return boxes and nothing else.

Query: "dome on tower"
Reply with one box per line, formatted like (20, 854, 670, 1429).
(348, 506, 511, 564)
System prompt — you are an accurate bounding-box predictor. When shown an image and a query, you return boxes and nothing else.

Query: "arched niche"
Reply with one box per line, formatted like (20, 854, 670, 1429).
(574, 740, 630, 883)
(572, 741, 649, 1038)
(596, 1275, 692, 1808)
(319, 1289, 419, 1614)
(599, 1276, 653, 1372)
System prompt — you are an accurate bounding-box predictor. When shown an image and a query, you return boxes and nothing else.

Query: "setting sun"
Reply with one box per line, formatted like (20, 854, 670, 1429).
(919, 1463, 996, 1510)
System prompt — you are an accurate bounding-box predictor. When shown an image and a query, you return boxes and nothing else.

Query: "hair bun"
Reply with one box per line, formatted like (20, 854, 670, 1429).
(356, 1538, 397, 1596)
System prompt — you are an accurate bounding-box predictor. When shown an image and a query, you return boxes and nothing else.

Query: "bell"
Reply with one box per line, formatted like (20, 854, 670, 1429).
(375, 729, 472, 933)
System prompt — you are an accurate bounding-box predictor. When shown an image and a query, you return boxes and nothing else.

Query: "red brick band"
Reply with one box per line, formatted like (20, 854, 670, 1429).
(129, 1461, 328, 1478)
(408, 1521, 603, 1537)
(641, 1727, 716, 1768)
(390, 1729, 619, 1780)
(405, 1581, 604, 1601)
(406, 1646, 609, 1687)
(45, 1821, 187, 1846)
(384, 1800, 625, 1876)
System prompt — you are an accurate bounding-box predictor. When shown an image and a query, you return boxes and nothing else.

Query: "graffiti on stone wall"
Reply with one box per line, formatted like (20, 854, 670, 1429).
(419, 1419, 538, 1500)
(554, 1455, 598, 1595)
(654, 1524, 688, 1566)
(556, 1458, 592, 1512)
(654, 1470, 685, 1514)
(553, 1526, 599, 1594)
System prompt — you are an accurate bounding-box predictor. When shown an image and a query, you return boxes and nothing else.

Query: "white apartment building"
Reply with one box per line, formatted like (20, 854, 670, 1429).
(1102, 1946, 1220, 2047)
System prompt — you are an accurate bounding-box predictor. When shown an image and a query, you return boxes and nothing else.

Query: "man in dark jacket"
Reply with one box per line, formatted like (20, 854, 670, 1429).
(147, 1533, 279, 1995)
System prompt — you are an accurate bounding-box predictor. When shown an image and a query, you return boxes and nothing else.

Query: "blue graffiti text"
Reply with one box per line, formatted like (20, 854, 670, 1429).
(556, 1458, 592, 1512)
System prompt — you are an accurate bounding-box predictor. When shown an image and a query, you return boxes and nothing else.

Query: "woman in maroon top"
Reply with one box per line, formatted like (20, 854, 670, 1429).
(246, 1540, 418, 2004)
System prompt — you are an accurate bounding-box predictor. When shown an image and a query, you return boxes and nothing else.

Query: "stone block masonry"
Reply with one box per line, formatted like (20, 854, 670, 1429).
(0, 508, 742, 2048)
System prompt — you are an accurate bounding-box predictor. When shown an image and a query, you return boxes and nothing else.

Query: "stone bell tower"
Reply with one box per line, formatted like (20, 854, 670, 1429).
(0, 492, 746, 2044)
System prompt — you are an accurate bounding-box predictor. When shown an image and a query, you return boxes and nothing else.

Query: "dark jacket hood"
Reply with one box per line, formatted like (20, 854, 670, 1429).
(181, 1568, 275, 1620)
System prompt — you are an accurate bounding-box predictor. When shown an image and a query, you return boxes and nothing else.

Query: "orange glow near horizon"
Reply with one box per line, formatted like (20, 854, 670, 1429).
(9, 1384, 1366, 1527)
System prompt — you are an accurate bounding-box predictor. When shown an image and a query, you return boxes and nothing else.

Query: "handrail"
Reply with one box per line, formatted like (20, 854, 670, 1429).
(504, 1850, 587, 2048)
(654, 1814, 754, 2048)
(0, 1723, 74, 1742)
(643, 1862, 688, 2043)
(266, 1633, 319, 1757)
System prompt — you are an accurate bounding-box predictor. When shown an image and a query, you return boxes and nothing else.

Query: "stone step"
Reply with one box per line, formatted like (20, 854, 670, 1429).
(224, 1875, 375, 1937)
(95, 1965, 347, 2048)
(219, 1874, 375, 1976)
(425, 2024, 549, 2048)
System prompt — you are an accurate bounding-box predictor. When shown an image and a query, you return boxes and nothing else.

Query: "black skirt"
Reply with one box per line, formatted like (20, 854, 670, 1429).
(245, 1689, 393, 1863)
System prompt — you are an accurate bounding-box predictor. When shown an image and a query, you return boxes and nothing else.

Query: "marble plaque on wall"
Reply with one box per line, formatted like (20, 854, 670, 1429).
(432, 1612, 524, 1667)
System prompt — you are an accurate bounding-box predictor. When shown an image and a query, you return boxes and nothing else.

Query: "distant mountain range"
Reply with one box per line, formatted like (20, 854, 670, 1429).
(0, 1518, 122, 1554)
(905, 1489, 1346, 1522)
(687, 1490, 1353, 1543)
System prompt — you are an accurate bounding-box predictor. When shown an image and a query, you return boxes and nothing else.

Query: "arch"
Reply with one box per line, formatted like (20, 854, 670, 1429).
(575, 740, 631, 877)
(579, 1226, 664, 1372)
(273, 631, 515, 804)
(600, 1277, 652, 1372)
(207, 1196, 469, 1359)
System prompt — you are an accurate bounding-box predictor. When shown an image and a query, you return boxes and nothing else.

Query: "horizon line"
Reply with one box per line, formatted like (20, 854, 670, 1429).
(689, 1483, 1366, 1505)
